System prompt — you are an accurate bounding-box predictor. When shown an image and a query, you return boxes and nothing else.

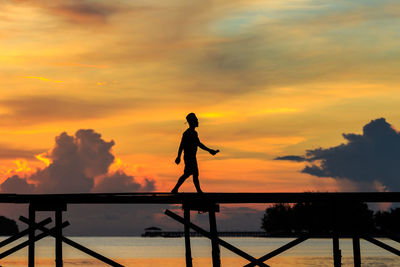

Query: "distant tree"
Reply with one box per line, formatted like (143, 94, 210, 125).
(0, 216, 19, 236)
(261, 204, 293, 235)
(375, 208, 400, 233)
(261, 201, 374, 236)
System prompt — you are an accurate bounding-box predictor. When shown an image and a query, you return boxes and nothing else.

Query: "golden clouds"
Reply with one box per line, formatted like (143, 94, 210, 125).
(35, 152, 50, 166)
(54, 62, 109, 69)
(24, 76, 63, 83)
(0, 95, 143, 128)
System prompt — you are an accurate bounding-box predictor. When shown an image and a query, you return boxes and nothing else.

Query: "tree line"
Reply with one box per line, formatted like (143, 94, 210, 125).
(261, 202, 400, 237)
(0, 215, 18, 236)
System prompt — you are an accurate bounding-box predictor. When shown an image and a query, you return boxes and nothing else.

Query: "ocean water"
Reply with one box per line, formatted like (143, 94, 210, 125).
(0, 237, 399, 266)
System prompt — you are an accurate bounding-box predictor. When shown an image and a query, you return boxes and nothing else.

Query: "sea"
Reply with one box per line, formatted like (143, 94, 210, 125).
(0, 237, 399, 266)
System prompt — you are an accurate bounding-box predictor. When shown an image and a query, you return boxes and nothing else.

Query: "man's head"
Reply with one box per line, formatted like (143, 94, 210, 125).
(186, 113, 199, 128)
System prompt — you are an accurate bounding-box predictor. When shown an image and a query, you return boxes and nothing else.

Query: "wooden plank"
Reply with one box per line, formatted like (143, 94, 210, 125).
(374, 228, 400, 244)
(362, 236, 400, 256)
(0, 222, 69, 259)
(244, 235, 309, 267)
(0, 217, 52, 248)
(165, 209, 269, 267)
(19, 216, 124, 267)
(0, 192, 400, 204)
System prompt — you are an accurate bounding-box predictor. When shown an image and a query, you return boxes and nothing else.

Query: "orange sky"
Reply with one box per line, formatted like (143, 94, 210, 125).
(1, 0, 400, 193)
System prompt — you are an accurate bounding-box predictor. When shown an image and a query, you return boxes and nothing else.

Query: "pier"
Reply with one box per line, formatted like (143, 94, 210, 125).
(0, 192, 399, 266)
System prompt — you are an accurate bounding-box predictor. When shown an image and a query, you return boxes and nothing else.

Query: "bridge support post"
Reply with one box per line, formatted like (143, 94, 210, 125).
(183, 206, 193, 267)
(333, 236, 341, 267)
(29, 204, 35, 267)
(209, 206, 221, 267)
(55, 208, 63, 267)
(352, 236, 361, 267)
(332, 202, 341, 267)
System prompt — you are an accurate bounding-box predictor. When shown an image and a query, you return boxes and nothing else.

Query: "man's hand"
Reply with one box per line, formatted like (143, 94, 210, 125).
(175, 157, 181, 164)
(210, 149, 220, 156)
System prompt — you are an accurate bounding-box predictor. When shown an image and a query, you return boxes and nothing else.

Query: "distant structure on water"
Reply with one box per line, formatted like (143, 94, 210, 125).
(141, 227, 268, 238)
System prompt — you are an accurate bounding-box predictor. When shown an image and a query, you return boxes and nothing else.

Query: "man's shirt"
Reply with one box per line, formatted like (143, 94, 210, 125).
(182, 128, 200, 160)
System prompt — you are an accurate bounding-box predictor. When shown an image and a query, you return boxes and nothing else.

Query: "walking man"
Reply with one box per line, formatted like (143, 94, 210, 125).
(171, 113, 219, 193)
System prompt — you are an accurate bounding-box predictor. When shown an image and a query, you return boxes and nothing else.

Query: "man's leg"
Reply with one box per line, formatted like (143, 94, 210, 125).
(192, 173, 202, 193)
(171, 173, 190, 193)
(192, 161, 202, 193)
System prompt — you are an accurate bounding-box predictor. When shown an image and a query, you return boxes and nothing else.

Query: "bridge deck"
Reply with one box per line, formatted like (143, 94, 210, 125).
(0, 192, 399, 204)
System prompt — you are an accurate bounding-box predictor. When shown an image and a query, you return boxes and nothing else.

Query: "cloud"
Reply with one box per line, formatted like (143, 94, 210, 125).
(0, 144, 43, 159)
(24, 76, 63, 83)
(0, 129, 164, 235)
(276, 118, 400, 191)
(275, 155, 307, 162)
(94, 172, 156, 193)
(0, 129, 153, 194)
(0, 95, 137, 126)
(50, 1, 120, 24)
(8, 0, 126, 25)
(0, 175, 35, 193)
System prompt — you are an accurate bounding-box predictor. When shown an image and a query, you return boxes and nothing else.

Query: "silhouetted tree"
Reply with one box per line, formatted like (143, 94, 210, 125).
(262, 201, 374, 236)
(0, 215, 19, 236)
(375, 208, 400, 233)
(261, 204, 293, 235)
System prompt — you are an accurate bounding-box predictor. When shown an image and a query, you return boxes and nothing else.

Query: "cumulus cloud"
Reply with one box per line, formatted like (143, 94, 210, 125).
(276, 118, 400, 191)
(0, 175, 35, 193)
(0, 129, 163, 235)
(0, 129, 153, 194)
(94, 172, 156, 193)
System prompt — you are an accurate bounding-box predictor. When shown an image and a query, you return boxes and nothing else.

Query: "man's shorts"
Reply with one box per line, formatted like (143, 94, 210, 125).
(184, 158, 199, 176)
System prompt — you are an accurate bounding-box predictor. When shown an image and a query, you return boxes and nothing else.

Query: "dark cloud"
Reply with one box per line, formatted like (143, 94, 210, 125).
(1, 129, 152, 194)
(94, 172, 156, 193)
(0, 95, 136, 126)
(0, 129, 161, 235)
(275, 155, 307, 162)
(51, 2, 120, 24)
(277, 118, 400, 191)
(0, 175, 35, 193)
(9, 0, 126, 24)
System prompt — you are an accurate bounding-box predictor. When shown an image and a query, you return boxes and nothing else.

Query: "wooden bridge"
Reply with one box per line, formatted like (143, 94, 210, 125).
(0, 192, 399, 267)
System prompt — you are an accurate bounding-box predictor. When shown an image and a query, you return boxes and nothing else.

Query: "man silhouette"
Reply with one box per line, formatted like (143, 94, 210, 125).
(171, 113, 219, 193)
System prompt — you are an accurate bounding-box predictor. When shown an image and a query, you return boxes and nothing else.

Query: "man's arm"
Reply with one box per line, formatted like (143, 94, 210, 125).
(199, 142, 219, 155)
(175, 138, 184, 164)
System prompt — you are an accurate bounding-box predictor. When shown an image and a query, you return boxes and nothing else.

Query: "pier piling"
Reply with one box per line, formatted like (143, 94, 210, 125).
(183, 206, 193, 267)
(28, 204, 35, 267)
(352, 236, 361, 267)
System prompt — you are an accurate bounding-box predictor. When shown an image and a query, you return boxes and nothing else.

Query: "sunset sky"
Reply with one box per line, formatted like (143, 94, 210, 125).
(1, 0, 400, 233)
(2, 0, 400, 193)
